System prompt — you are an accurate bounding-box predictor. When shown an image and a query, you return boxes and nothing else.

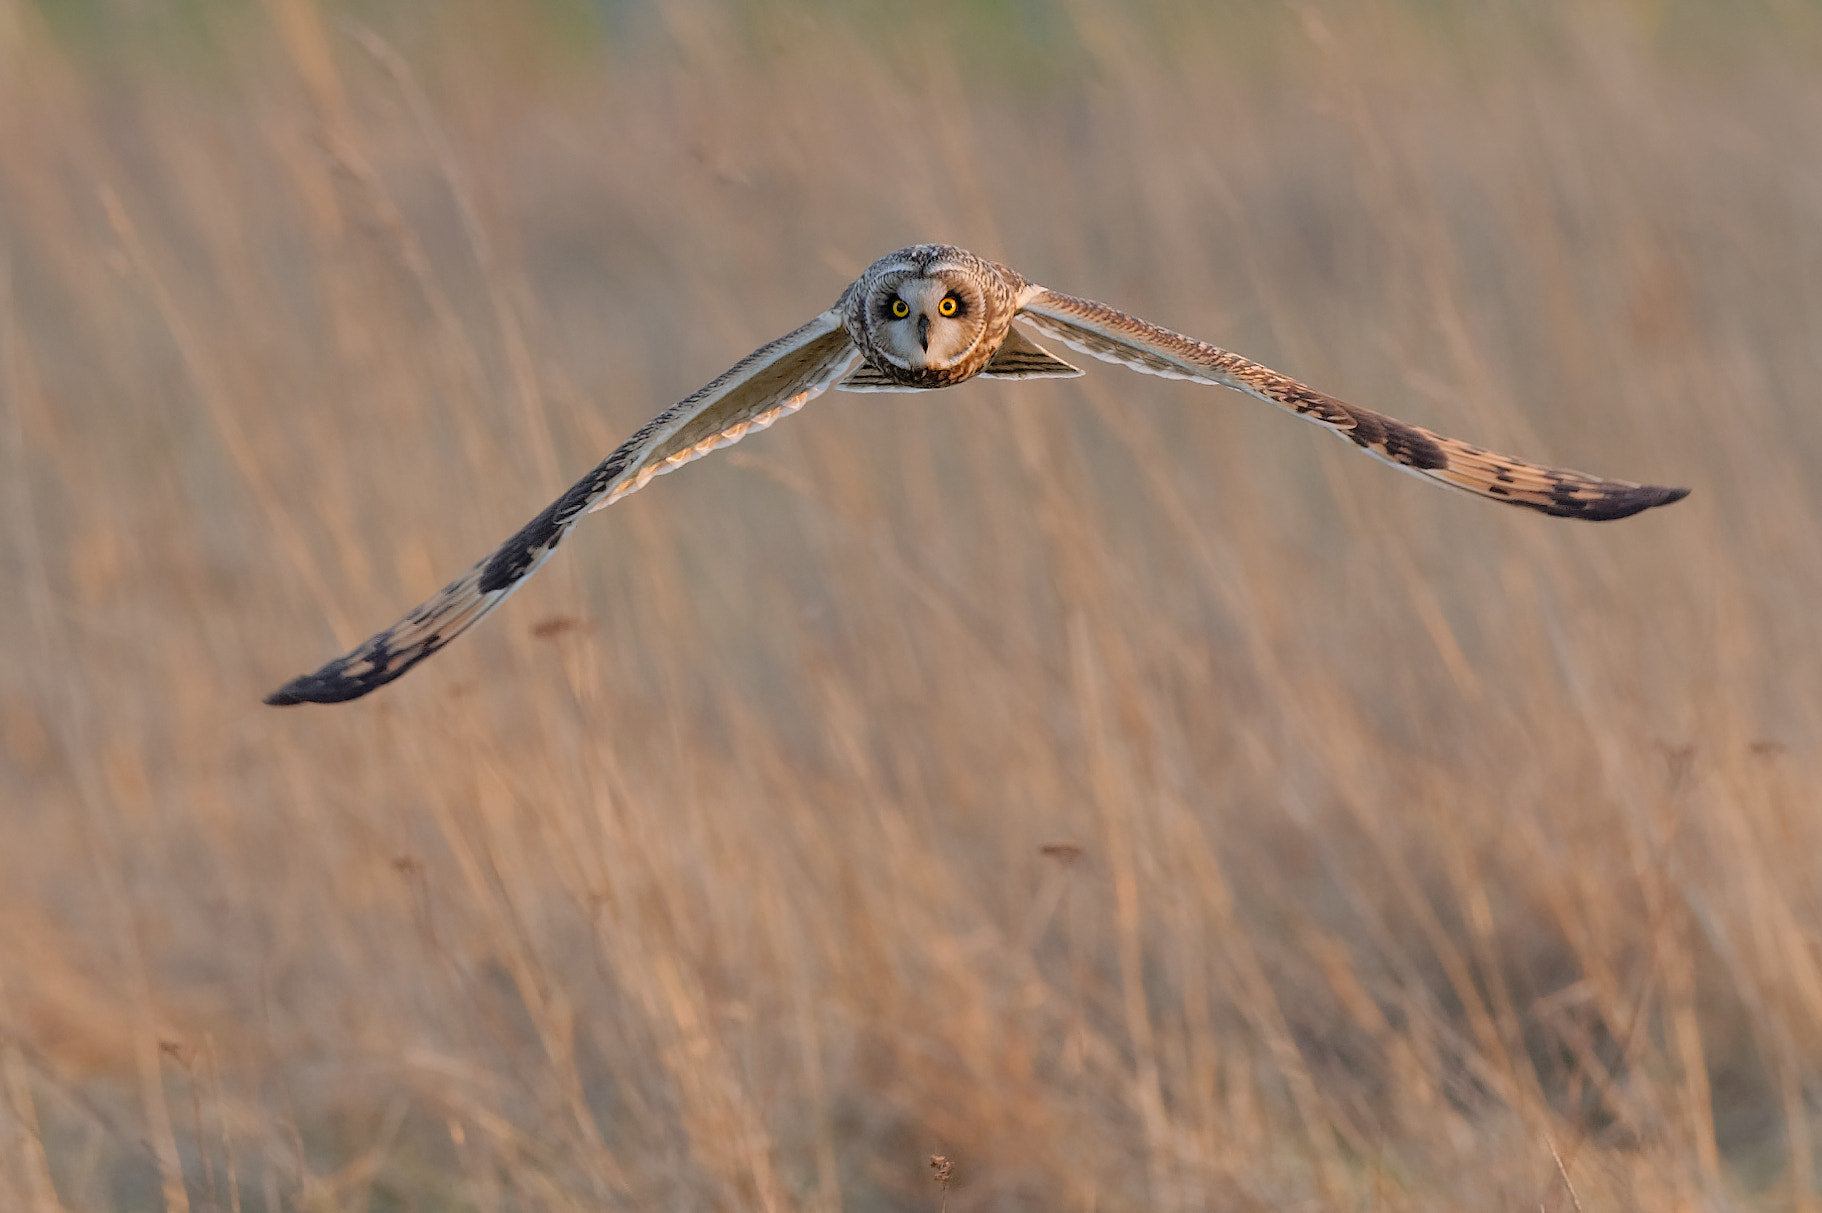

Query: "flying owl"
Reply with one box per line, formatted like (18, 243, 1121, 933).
(266, 244, 1688, 705)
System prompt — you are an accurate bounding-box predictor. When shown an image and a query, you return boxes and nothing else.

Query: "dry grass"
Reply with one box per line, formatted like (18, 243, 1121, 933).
(2, 1, 1820, 1209)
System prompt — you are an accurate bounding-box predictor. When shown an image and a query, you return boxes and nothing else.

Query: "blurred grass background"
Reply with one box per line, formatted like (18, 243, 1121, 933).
(2, 0, 1820, 1208)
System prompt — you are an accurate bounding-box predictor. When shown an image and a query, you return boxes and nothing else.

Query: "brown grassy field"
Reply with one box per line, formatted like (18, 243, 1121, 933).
(2, 1, 1820, 1209)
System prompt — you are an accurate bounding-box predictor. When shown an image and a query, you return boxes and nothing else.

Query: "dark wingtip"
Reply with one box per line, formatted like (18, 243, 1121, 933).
(1616, 483, 1692, 519)
(262, 660, 393, 706)
(263, 669, 372, 706)
(1571, 483, 1691, 521)
(263, 641, 439, 707)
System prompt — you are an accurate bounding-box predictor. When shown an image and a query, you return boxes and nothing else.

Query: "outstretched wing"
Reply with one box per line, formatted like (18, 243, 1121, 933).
(1015, 288, 1689, 521)
(267, 312, 861, 705)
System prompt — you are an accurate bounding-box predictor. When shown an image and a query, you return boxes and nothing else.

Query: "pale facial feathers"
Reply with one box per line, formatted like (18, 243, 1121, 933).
(870, 273, 982, 371)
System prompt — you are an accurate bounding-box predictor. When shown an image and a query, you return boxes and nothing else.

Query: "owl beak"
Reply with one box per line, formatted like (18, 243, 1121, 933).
(917, 313, 930, 350)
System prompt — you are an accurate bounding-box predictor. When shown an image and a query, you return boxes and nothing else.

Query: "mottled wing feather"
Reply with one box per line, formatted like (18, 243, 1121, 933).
(835, 361, 924, 393)
(977, 326, 1083, 380)
(1015, 289, 1689, 521)
(266, 312, 861, 705)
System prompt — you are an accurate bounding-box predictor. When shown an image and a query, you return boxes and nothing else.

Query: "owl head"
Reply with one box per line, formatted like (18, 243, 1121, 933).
(847, 245, 1016, 385)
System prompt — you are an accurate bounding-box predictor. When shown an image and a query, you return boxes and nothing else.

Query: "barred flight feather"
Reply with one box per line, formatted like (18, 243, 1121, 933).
(266, 314, 859, 705)
(1016, 289, 1688, 521)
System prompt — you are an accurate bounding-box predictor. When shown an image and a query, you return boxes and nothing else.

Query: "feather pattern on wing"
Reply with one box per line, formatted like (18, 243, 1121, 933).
(1015, 288, 1689, 521)
(266, 312, 860, 705)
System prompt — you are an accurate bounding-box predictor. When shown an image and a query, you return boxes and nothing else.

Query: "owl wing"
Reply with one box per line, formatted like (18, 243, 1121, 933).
(267, 311, 861, 705)
(1014, 287, 1688, 521)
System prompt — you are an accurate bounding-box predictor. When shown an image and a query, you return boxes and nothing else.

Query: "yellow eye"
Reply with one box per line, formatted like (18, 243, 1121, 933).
(938, 296, 958, 317)
(891, 298, 910, 318)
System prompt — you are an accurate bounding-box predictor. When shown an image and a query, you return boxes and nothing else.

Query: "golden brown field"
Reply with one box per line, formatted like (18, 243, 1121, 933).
(2, 1, 1819, 1209)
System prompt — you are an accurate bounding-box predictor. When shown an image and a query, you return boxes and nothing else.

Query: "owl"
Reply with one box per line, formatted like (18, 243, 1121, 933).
(267, 244, 1687, 705)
